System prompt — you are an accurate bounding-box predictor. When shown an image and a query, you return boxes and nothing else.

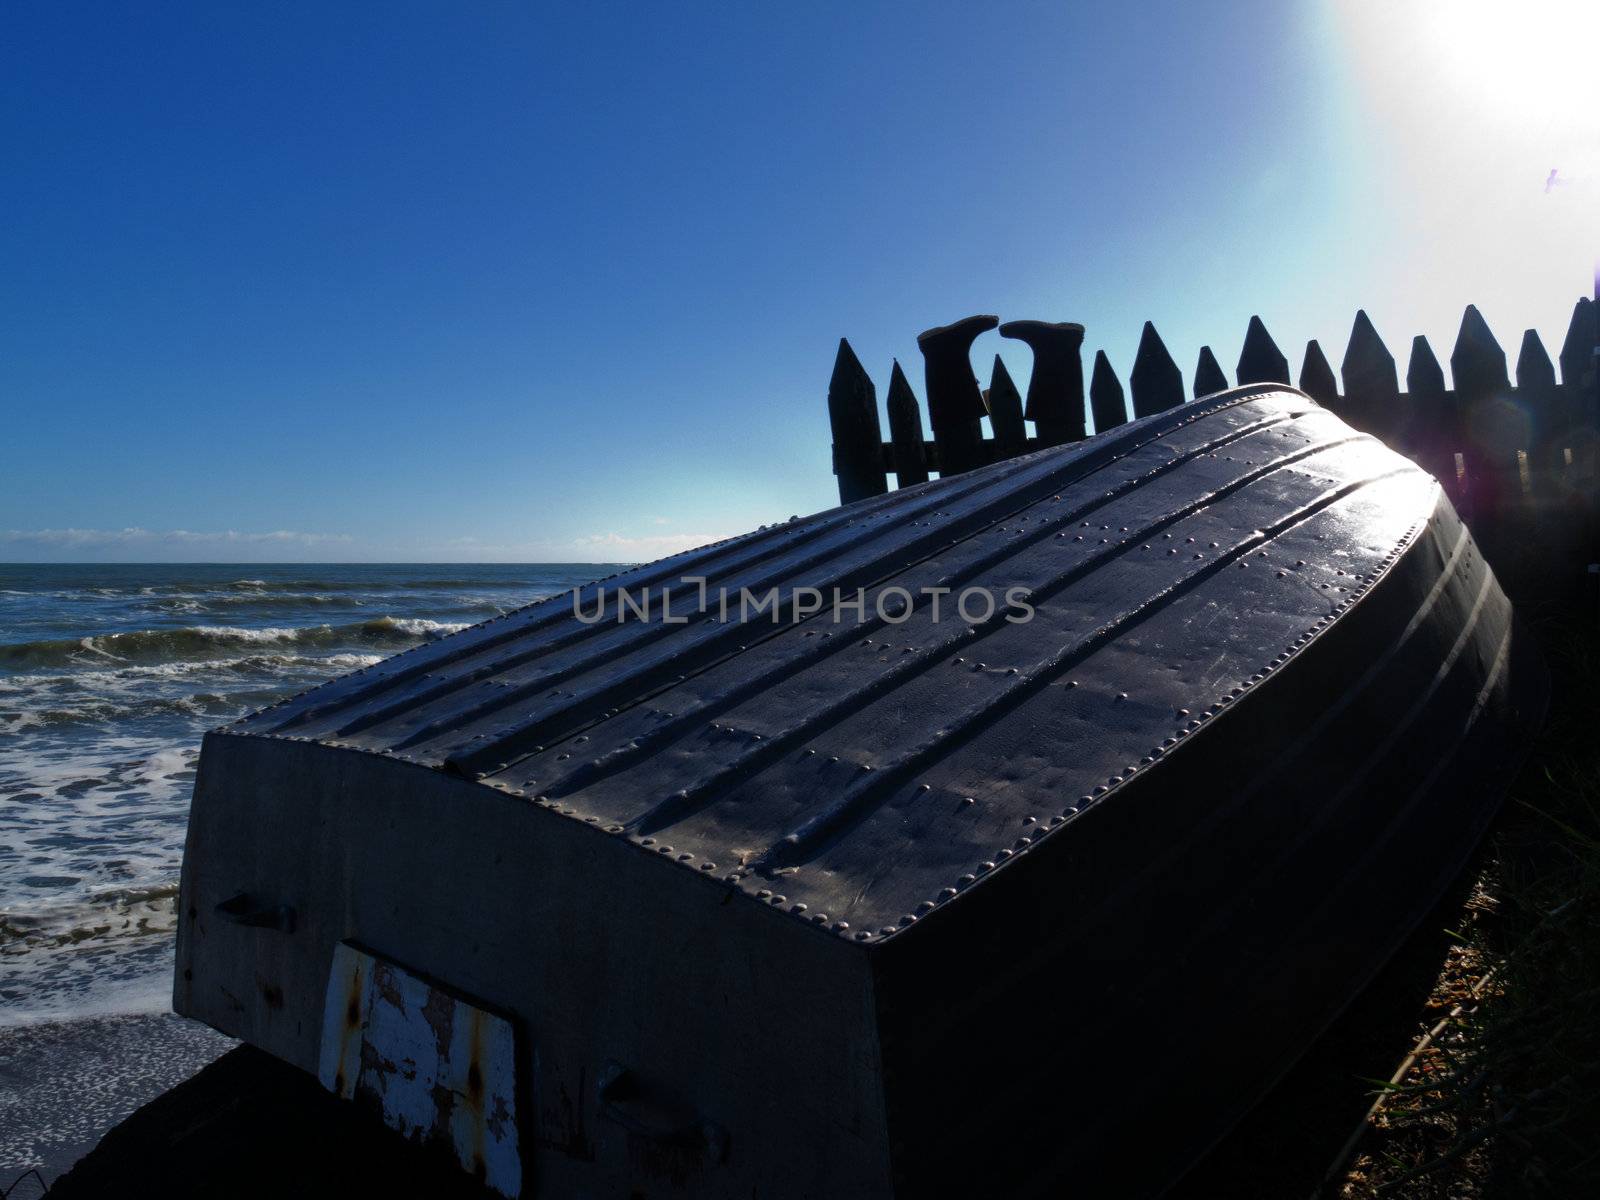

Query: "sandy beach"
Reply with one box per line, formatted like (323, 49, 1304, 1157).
(15, 1030, 498, 1200)
(0, 1012, 233, 1192)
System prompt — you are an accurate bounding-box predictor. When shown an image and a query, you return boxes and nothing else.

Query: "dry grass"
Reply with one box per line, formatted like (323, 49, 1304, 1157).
(1338, 605, 1600, 1198)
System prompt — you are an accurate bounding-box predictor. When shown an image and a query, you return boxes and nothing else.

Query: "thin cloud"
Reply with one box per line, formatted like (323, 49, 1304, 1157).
(571, 531, 729, 558)
(0, 526, 738, 563)
(1, 527, 353, 548)
(435, 530, 734, 563)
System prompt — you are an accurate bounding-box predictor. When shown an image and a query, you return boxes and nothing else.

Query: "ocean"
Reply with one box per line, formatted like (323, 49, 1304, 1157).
(0, 563, 610, 1026)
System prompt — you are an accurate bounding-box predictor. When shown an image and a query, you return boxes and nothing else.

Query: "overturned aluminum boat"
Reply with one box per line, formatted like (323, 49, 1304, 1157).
(175, 384, 1545, 1198)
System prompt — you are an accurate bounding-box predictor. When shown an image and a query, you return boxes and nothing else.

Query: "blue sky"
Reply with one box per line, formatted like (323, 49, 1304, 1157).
(3, 1, 1594, 562)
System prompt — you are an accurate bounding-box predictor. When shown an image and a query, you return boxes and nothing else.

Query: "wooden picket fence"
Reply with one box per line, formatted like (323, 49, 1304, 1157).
(828, 298, 1600, 600)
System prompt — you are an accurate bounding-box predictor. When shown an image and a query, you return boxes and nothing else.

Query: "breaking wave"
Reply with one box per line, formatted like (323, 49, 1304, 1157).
(147, 592, 368, 612)
(1, 883, 182, 954)
(220, 577, 535, 592)
(0, 562, 605, 1021)
(0, 617, 471, 671)
(31, 577, 541, 599)
(208, 577, 533, 593)
(0, 686, 309, 730)
(0, 651, 385, 692)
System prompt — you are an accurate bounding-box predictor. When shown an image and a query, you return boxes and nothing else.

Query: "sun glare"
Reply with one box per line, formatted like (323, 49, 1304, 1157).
(1332, 0, 1598, 353)
(1424, 0, 1600, 127)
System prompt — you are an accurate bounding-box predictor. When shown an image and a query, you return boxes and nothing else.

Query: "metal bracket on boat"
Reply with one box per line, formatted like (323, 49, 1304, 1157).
(214, 891, 296, 933)
(597, 1060, 728, 1162)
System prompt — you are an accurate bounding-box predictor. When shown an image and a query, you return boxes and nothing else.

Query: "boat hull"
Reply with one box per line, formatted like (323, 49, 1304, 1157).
(175, 385, 1546, 1197)
(871, 488, 1545, 1196)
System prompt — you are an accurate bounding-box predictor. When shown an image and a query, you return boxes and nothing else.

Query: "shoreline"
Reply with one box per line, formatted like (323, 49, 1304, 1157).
(0, 1010, 234, 1190)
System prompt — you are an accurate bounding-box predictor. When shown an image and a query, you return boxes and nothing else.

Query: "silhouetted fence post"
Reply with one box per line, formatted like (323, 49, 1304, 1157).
(1089, 350, 1127, 434)
(1298, 339, 1337, 407)
(825, 289, 1600, 600)
(1516, 329, 1559, 494)
(1337, 312, 1397, 445)
(1450, 305, 1513, 526)
(986, 356, 1027, 460)
(1405, 334, 1455, 501)
(828, 338, 887, 504)
(1130, 322, 1183, 417)
(886, 360, 930, 487)
(1194, 347, 1227, 398)
(1236, 316, 1290, 386)
(1557, 296, 1597, 482)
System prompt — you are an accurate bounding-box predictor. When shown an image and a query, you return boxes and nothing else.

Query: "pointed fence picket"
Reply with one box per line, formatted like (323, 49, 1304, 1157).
(1089, 349, 1128, 435)
(827, 294, 1600, 594)
(1130, 321, 1184, 417)
(1236, 315, 1290, 386)
(1194, 346, 1228, 398)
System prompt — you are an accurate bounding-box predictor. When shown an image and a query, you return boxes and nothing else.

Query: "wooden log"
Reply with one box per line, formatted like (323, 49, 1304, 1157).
(1089, 350, 1128, 434)
(1298, 339, 1338, 406)
(1449, 305, 1515, 527)
(828, 338, 888, 504)
(1194, 346, 1228, 398)
(917, 315, 998, 476)
(1129, 322, 1184, 417)
(998, 320, 1087, 447)
(1337, 311, 1399, 446)
(1236, 316, 1290, 386)
(986, 356, 1028, 462)
(886, 360, 930, 488)
(1406, 335, 1458, 500)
